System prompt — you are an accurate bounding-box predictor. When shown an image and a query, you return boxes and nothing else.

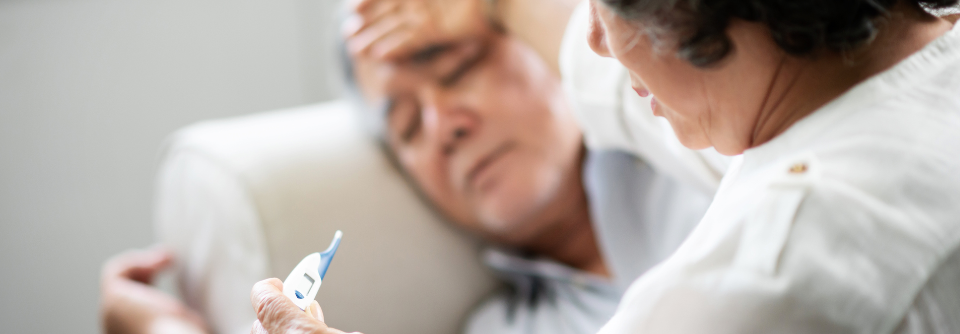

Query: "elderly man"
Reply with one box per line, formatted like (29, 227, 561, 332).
(100, 13, 712, 334)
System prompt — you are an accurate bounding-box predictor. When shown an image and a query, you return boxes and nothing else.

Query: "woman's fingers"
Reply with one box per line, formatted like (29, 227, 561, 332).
(250, 279, 310, 333)
(251, 320, 269, 334)
(250, 278, 352, 334)
(307, 300, 323, 322)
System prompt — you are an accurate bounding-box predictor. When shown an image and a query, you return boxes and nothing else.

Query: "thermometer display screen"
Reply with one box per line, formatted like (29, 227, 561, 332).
(296, 274, 315, 295)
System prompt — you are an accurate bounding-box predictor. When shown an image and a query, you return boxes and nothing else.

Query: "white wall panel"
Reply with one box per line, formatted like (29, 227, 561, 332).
(0, 1, 344, 332)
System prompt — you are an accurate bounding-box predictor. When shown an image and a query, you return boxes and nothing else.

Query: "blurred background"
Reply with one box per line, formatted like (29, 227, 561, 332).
(0, 0, 345, 332)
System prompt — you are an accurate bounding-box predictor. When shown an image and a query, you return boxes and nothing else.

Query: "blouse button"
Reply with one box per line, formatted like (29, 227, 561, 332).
(789, 163, 808, 174)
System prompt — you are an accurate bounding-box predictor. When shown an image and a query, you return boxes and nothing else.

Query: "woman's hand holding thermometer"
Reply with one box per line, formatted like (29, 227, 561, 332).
(251, 231, 362, 333)
(282, 230, 342, 311)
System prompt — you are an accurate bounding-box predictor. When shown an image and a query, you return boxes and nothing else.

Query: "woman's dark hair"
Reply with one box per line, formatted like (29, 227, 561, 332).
(601, 0, 959, 67)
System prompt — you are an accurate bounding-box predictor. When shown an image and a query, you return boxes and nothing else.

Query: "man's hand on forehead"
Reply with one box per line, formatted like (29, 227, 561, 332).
(342, 0, 493, 61)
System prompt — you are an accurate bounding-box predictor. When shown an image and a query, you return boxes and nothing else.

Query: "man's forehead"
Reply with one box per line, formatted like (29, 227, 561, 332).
(351, 40, 495, 102)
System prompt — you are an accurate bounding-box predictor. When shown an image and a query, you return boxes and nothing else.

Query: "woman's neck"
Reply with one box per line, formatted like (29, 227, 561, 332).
(749, 3, 954, 150)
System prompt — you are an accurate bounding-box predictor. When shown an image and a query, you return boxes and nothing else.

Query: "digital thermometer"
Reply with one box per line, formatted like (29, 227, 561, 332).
(282, 230, 342, 310)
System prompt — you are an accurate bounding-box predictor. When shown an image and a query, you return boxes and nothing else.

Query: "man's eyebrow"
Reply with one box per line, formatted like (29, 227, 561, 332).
(439, 47, 486, 87)
(409, 43, 486, 87)
(410, 45, 454, 64)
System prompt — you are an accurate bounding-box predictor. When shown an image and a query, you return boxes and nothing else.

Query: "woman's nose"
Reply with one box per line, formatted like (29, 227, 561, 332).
(587, 1, 613, 58)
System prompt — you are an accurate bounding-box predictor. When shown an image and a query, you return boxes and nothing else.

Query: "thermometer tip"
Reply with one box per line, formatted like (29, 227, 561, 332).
(318, 230, 342, 280)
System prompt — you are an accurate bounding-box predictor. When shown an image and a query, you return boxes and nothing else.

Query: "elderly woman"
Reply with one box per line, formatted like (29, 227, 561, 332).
(580, 0, 960, 333)
(251, 0, 960, 333)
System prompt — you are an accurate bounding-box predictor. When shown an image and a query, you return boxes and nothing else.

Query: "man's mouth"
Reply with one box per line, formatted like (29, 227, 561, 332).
(465, 142, 516, 192)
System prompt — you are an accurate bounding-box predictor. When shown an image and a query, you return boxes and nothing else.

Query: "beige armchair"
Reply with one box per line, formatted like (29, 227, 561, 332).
(155, 100, 498, 334)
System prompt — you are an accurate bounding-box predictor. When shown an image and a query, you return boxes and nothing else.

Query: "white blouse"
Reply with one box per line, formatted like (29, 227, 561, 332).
(561, 2, 960, 333)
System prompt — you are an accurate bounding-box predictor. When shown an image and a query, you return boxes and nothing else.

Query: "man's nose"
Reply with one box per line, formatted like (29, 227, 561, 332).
(587, 0, 613, 58)
(422, 92, 478, 155)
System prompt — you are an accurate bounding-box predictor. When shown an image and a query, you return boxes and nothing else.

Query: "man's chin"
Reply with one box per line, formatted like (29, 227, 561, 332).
(471, 172, 559, 245)
(476, 211, 527, 236)
(475, 202, 546, 245)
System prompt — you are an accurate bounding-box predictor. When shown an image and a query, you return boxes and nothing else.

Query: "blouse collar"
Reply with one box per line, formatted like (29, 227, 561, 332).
(742, 22, 960, 173)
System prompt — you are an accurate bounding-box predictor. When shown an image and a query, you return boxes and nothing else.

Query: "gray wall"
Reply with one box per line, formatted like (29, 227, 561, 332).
(0, 0, 344, 332)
